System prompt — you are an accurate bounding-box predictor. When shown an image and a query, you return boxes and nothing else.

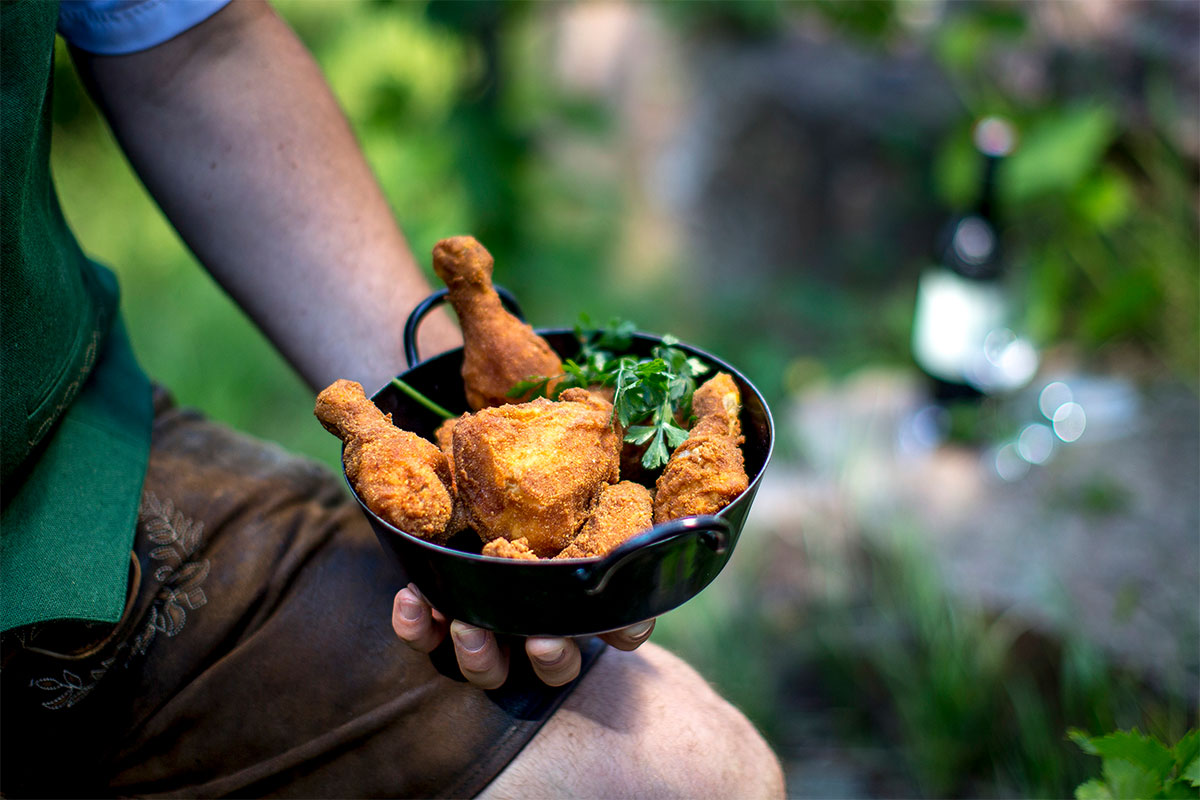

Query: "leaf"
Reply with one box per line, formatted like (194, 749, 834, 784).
(1161, 777, 1198, 798)
(1183, 754, 1200, 788)
(1073, 168, 1133, 231)
(1074, 778, 1113, 800)
(1088, 730, 1175, 781)
(1171, 730, 1199, 776)
(1002, 105, 1118, 204)
(507, 376, 552, 400)
(641, 432, 671, 470)
(1071, 728, 1100, 756)
(41, 691, 75, 711)
(663, 422, 690, 449)
(624, 426, 657, 446)
(149, 545, 180, 567)
(1100, 758, 1161, 800)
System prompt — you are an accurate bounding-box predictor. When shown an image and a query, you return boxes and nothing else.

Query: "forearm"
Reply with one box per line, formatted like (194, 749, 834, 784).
(71, 0, 458, 393)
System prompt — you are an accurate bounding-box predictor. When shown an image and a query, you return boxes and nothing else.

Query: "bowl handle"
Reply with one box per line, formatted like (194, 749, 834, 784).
(574, 515, 731, 596)
(403, 286, 526, 367)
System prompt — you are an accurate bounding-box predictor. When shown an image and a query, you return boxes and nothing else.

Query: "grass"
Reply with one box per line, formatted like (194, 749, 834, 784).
(654, 516, 1197, 798)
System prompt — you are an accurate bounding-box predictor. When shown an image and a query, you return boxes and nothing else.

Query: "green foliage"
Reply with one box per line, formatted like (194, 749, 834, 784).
(611, 336, 709, 469)
(1002, 106, 1118, 205)
(802, 530, 1197, 798)
(1070, 728, 1200, 799)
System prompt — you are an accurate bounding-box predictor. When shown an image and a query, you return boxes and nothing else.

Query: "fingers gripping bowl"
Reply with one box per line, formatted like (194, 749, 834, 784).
(344, 289, 774, 637)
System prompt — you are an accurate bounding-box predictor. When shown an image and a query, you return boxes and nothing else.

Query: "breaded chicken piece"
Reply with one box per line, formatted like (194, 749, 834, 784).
(555, 481, 653, 559)
(481, 536, 539, 561)
(689, 372, 742, 438)
(453, 387, 621, 557)
(432, 236, 563, 410)
(434, 416, 458, 454)
(653, 373, 749, 524)
(434, 416, 471, 536)
(315, 380, 454, 541)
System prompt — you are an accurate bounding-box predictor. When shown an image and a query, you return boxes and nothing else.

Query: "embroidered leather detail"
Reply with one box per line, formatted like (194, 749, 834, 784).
(30, 491, 211, 710)
(30, 659, 114, 710)
(141, 490, 210, 633)
(130, 491, 211, 651)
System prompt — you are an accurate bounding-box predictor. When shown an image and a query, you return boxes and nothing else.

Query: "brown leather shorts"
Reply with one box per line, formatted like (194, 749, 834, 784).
(1, 390, 602, 798)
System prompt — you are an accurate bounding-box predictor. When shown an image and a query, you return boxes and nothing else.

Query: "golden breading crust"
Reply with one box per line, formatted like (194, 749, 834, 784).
(555, 481, 653, 559)
(653, 372, 749, 524)
(453, 390, 621, 557)
(689, 371, 742, 438)
(432, 236, 563, 410)
(434, 416, 471, 536)
(315, 380, 454, 541)
(434, 417, 458, 454)
(481, 536, 540, 560)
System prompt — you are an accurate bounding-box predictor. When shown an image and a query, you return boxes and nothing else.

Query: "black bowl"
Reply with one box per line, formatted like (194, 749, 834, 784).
(346, 289, 774, 636)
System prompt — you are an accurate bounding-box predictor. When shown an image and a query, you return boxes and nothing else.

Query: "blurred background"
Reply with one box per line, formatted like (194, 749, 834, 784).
(50, 0, 1197, 796)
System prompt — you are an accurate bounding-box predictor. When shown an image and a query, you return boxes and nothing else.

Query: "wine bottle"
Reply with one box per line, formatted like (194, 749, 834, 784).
(911, 116, 1037, 403)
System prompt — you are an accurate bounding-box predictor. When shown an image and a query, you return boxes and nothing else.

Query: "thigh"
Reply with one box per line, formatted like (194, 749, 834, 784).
(478, 642, 786, 799)
(2, 397, 591, 799)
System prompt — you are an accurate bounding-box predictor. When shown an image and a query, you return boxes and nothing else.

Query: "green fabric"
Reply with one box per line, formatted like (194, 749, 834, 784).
(1, 316, 152, 631)
(1, 0, 154, 630)
(2, 0, 114, 486)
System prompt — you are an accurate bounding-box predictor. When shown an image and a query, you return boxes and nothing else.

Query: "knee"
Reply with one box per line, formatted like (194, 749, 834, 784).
(480, 642, 785, 799)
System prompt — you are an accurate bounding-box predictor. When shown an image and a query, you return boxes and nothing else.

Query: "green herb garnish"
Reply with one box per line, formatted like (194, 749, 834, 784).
(391, 377, 455, 420)
(509, 316, 709, 469)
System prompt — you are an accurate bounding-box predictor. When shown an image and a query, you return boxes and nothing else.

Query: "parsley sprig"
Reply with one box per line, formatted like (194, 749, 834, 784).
(509, 315, 710, 469)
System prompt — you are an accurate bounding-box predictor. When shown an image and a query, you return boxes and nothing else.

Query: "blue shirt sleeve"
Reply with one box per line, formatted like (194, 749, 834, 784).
(57, 0, 234, 55)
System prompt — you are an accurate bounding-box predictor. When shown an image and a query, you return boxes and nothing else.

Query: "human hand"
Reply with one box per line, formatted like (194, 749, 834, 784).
(392, 583, 654, 689)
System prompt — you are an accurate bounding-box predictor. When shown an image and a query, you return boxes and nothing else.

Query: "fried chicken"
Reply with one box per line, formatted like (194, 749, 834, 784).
(653, 373, 749, 524)
(689, 371, 743, 439)
(432, 236, 563, 410)
(481, 536, 539, 561)
(555, 481, 653, 559)
(315, 380, 455, 541)
(452, 387, 621, 557)
(434, 415, 472, 536)
(434, 417, 458, 455)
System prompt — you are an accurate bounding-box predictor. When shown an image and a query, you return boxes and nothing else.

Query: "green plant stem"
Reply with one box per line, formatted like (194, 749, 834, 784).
(390, 378, 455, 420)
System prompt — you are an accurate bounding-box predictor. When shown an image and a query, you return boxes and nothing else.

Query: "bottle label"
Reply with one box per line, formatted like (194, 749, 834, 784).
(911, 268, 1008, 385)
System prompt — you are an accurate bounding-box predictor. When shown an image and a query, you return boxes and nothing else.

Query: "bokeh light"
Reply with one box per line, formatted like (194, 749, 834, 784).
(1017, 423, 1055, 464)
(1052, 401, 1087, 442)
(952, 216, 996, 266)
(973, 115, 1018, 157)
(993, 442, 1031, 482)
(1038, 381, 1073, 419)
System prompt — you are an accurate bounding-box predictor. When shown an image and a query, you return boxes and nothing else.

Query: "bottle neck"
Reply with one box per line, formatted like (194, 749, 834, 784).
(937, 152, 1005, 280)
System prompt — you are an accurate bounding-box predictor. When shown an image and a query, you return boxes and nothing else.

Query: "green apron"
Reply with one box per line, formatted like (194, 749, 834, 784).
(1, 0, 153, 632)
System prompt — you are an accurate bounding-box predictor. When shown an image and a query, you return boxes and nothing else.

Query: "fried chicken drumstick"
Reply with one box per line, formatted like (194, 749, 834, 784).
(652, 372, 749, 524)
(432, 236, 563, 410)
(315, 379, 455, 542)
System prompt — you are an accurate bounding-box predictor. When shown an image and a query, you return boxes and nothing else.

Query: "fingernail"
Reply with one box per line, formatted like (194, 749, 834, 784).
(533, 643, 566, 667)
(626, 621, 654, 640)
(454, 626, 487, 653)
(399, 597, 422, 622)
